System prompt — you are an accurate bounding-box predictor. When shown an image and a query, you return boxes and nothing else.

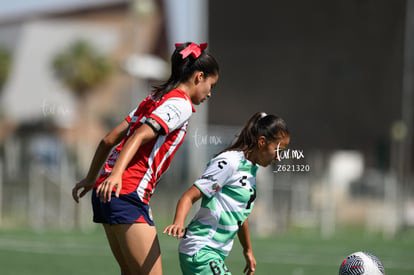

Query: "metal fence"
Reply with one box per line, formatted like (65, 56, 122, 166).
(0, 126, 412, 238)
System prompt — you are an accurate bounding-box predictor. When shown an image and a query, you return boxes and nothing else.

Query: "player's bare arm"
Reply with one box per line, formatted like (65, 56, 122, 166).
(96, 123, 158, 202)
(163, 185, 203, 238)
(72, 120, 129, 203)
(238, 218, 257, 275)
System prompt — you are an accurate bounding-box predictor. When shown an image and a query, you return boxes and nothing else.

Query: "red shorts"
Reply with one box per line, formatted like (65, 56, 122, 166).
(91, 190, 154, 225)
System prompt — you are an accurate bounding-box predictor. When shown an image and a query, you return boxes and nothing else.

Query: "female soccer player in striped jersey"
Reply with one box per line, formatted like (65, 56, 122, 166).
(163, 112, 290, 275)
(72, 42, 219, 275)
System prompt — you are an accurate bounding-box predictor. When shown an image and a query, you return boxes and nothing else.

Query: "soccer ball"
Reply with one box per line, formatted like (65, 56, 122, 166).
(339, 251, 385, 275)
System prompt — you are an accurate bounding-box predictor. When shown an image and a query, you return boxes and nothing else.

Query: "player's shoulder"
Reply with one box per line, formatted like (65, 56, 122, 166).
(135, 93, 156, 111)
(211, 150, 244, 169)
(140, 90, 188, 106)
(158, 89, 194, 113)
(162, 89, 189, 101)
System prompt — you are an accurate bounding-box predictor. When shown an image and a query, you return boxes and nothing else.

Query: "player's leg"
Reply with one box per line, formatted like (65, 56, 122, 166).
(103, 223, 129, 275)
(92, 194, 130, 274)
(112, 223, 163, 275)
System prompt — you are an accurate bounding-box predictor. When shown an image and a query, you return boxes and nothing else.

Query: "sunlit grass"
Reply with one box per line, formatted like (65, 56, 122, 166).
(0, 226, 412, 275)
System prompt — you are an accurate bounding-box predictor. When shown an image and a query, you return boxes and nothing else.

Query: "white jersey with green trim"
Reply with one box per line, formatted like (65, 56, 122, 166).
(179, 150, 258, 257)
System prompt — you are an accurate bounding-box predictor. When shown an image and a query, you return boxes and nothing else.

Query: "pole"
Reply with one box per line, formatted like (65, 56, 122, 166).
(162, 0, 210, 182)
(0, 157, 3, 226)
(399, 0, 414, 230)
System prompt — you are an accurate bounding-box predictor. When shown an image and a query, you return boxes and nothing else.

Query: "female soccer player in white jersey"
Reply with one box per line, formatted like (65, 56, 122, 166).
(164, 112, 290, 275)
(72, 42, 219, 275)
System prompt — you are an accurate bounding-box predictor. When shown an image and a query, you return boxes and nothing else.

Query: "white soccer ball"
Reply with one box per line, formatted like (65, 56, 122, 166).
(339, 251, 385, 275)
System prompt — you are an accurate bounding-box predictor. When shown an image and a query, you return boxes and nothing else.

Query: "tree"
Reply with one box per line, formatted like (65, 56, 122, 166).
(0, 47, 11, 92)
(52, 40, 114, 229)
(52, 40, 112, 98)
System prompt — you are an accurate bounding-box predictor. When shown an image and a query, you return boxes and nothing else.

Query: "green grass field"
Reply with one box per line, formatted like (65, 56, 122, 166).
(0, 226, 413, 275)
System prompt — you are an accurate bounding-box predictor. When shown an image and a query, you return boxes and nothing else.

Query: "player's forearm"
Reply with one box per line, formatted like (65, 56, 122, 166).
(173, 186, 203, 226)
(173, 195, 194, 226)
(85, 140, 114, 182)
(111, 124, 156, 178)
(110, 135, 143, 177)
(238, 218, 253, 253)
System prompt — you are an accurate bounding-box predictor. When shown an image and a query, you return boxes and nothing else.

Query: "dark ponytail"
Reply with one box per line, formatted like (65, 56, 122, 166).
(152, 42, 219, 100)
(223, 112, 289, 153)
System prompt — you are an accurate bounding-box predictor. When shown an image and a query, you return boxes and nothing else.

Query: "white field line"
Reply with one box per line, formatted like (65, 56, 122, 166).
(0, 237, 109, 256)
(0, 236, 412, 272)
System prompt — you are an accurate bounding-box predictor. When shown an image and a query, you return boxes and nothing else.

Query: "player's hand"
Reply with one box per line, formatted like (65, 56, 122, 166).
(96, 175, 122, 202)
(243, 249, 256, 275)
(72, 178, 94, 203)
(163, 224, 185, 239)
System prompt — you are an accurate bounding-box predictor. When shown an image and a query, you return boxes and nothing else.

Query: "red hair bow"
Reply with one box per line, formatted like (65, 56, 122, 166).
(175, 42, 208, 59)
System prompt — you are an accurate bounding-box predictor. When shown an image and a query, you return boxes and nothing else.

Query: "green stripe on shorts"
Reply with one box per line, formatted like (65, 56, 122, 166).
(179, 247, 231, 275)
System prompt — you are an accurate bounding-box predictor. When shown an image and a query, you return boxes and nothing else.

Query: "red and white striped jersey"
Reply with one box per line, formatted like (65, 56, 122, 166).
(94, 89, 196, 204)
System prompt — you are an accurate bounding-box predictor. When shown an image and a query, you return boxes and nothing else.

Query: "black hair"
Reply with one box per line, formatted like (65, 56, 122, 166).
(223, 112, 289, 153)
(152, 42, 219, 100)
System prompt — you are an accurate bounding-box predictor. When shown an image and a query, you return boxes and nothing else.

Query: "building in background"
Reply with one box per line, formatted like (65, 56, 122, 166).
(0, 0, 168, 230)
